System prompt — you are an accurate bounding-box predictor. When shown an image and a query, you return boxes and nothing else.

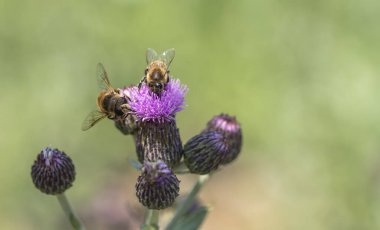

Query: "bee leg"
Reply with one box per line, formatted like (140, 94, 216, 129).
(138, 76, 146, 90)
(120, 103, 131, 109)
(122, 111, 134, 120)
(120, 103, 131, 113)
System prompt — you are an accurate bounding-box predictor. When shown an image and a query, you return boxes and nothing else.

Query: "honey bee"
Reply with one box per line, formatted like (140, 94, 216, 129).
(138, 48, 175, 94)
(82, 63, 130, 131)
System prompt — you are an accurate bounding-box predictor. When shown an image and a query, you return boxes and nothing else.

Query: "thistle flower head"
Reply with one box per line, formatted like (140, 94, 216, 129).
(135, 161, 180, 209)
(205, 114, 241, 134)
(134, 121, 183, 167)
(31, 147, 76, 195)
(204, 114, 242, 164)
(128, 78, 188, 123)
(183, 131, 229, 175)
(184, 114, 243, 174)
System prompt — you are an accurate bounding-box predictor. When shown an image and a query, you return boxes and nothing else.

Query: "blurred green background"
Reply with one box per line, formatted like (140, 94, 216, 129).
(1, 0, 380, 229)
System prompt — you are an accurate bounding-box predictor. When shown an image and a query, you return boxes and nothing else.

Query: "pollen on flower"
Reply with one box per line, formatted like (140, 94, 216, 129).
(128, 78, 188, 123)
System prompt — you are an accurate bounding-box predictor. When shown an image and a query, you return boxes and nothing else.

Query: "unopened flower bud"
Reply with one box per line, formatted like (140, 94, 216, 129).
(183, 131, 228, 175)
(31, 147, 76, 195)
(136, 161, 180, 210)
(204, 114, 242, 164)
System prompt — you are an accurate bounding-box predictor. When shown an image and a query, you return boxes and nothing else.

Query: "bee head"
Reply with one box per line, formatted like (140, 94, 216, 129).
(148, 82, 164, 94)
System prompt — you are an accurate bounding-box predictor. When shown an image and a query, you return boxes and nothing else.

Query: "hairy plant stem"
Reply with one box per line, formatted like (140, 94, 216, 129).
(56, 193, 85, 230)
(142, 209, 160, 230)
(173, 161, 190, 174)
(165, 174, 210, 230)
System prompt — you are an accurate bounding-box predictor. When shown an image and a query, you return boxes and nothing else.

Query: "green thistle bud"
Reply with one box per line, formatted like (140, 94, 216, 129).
(183, 131, 228, 175)
(31, 147, 76, 195)
(135, 161, 180, 210)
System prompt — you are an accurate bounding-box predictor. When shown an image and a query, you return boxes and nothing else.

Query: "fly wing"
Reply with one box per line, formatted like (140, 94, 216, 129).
(81, 110, 106, 131)
(160, 48, 175, 68)
(97, 63, 113, 91)
(146, 48, 158, 64)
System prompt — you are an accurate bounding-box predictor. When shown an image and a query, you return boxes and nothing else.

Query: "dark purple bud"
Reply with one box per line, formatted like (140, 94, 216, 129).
(183, 131, 229, 175)
(31, 147, 76, 195)
(135, 161, 180, 210)
(204, 114, 242, 164)
(134, 120, 183, 168)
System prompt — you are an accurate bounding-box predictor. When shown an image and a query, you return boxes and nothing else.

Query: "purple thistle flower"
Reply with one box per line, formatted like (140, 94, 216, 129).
(128, 78, 188, 123)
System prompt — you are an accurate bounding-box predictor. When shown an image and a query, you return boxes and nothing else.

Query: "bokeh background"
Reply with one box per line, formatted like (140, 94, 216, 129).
(1, 0, 380, 229)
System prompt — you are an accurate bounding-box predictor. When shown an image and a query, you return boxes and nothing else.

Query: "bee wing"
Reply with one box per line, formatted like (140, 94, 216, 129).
(146, 48, 158, 64)
(160, 48, 175, 68)
(81, 110, 107, 131)
(97, 63, 113, 91)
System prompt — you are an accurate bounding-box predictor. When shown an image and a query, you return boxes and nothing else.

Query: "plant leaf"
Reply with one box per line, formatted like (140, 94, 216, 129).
(129, 159, 142, 171)
(166, 206, 208, 230)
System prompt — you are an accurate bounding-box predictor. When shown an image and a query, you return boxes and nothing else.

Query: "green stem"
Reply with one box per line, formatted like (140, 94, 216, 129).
(56, 193, 85, 230)
(173, 168, 190, 174)
(141, 209, 160, 230)
(173, 161, 190, 174)
(165, 174, 210, 230)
